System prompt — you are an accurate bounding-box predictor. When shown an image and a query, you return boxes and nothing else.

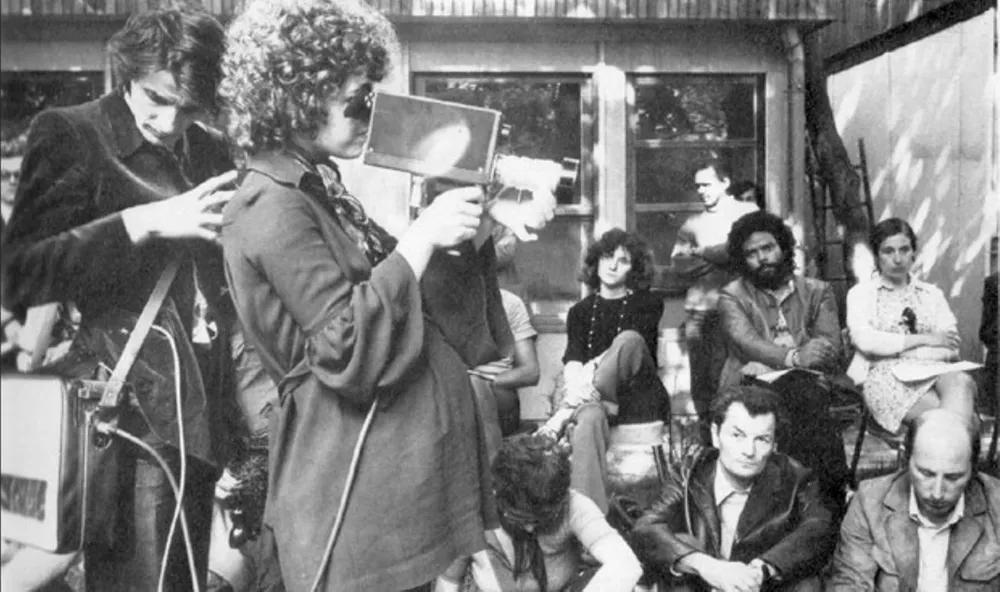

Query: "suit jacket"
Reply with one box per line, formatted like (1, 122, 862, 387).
(717, 276, 842, 389)
(828, 470, 1000, 591)
(630, 449, 836, 591)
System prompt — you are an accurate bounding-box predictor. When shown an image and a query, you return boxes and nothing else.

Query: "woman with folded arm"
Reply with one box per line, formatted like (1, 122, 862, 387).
(846, 217, 978, 434)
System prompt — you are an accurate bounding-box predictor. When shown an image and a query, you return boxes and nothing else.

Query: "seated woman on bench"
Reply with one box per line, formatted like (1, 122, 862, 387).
(537, 228, 669, 513)
(846, 217, 978, 435)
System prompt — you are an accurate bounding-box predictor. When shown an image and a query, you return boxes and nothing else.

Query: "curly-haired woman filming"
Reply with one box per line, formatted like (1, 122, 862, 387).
(219, 1, 522, 589)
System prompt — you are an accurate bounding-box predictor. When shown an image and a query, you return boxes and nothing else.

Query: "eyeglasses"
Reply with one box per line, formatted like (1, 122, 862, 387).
(343, 83, 374, 123)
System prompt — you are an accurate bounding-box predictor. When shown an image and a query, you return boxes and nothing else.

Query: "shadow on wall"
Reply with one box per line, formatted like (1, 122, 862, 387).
(827, 8, 998, 362)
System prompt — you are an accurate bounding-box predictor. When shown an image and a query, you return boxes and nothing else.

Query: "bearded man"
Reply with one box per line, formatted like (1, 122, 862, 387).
(717, 211, 848, 516)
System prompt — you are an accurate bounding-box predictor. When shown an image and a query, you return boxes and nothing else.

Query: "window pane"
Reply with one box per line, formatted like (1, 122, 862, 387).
(633, 76, 758, 142)
(511, 216, 592, 302)
(2, 72, 103, 147)
(635, 210, 700, 293)
(635, 146, 757, 205)
(415, 76, 585, 205)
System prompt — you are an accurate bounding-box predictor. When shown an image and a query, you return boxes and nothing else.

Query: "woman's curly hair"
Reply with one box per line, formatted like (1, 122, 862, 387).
(579, 228, 655, 290)
(220, 0, 399, 154)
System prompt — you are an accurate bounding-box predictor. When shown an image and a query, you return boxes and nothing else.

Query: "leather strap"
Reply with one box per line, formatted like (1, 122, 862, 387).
(99, 258, 181, 409)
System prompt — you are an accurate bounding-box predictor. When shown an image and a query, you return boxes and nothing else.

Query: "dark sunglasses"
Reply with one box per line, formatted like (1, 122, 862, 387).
(343, 83, 374, 123)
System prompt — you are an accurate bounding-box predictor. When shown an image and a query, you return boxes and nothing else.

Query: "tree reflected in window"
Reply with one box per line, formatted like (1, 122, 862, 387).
(1, 71, 103, 157)
(416, 76, 586, 206)
(414, 74, 594, 316)
(630, 74, 764, 292)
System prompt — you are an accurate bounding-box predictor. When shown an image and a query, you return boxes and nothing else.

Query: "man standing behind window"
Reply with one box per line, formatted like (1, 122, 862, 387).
(671, 159, 758, 443)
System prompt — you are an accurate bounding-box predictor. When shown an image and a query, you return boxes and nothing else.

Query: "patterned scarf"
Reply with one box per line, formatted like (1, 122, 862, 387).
(312, 161, 397, 267)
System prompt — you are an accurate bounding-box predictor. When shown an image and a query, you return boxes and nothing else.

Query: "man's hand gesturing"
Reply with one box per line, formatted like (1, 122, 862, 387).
(122, 170, 238, 244)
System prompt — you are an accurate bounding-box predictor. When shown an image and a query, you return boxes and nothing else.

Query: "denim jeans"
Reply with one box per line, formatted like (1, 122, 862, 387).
(84, 447, 216, 591)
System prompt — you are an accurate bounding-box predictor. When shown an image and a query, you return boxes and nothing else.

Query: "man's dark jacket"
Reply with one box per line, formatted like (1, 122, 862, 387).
(1, 92, 235, 467)
(630, 448, 836, 591)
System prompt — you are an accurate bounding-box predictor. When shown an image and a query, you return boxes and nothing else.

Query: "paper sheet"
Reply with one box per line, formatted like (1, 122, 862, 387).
(892, 360, 983, 383)
(753, 367, 825, 384)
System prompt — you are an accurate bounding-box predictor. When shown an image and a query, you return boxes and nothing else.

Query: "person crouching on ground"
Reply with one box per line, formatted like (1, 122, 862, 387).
(436, 433, 643, 592)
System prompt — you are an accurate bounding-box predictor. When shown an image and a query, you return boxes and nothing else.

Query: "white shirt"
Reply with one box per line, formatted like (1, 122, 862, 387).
(909, 488, 965, 592)
(672, 196, 759, 311)
(714, 462, 752, 559)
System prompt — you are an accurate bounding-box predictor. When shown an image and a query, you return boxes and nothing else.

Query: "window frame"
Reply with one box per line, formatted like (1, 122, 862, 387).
(411, 71, 597, 330)
(0, 70, 104, 122)
(626, 72, 766, 293)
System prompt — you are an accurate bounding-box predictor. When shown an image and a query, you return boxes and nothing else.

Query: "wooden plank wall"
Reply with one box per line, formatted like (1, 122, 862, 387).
(0, 0, 836, 20)
(812, 0, 983, 65)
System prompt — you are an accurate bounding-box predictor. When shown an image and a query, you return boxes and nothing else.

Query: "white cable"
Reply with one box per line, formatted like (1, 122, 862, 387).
(95, 423, 199, 591)
(308, 397, 379, 592)
(149, 323, 199, 592)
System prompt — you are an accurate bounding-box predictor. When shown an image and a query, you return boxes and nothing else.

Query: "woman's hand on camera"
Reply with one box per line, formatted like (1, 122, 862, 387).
(416, 186, 484, 249)
(397, 186, 483, 279)
(122, 170, 238, 244)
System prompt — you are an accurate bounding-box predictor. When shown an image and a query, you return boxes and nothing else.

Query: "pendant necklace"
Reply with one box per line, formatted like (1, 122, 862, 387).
(587, 290, 631, 359)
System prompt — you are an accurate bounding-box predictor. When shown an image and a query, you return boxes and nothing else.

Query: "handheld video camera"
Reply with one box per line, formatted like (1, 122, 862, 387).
(363, 92, 579, 206)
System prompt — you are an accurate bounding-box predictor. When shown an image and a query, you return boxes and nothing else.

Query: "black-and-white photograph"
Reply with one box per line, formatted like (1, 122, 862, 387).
(1, 0, 997, 590)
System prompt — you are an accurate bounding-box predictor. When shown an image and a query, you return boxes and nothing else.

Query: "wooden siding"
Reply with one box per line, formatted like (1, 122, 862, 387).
(813, 0, 993, 66)
(0, 0, 837, 20)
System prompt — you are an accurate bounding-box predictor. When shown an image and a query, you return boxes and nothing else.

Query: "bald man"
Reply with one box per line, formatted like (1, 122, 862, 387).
(828, 410, 999, 591)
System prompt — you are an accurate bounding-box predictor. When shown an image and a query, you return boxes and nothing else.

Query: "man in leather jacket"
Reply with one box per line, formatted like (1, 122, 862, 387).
(631, 385, 836, 592)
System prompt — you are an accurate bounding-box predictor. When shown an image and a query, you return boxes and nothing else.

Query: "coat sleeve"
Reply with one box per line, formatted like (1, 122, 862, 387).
(756, 473, 836, 580)
(847, 281, 907, 356)
(826, 487, 879, 591)
(1, 110, 135, 311)
(924, 284, 958, 335)
(718, 288, 791, 369)
(630, 478, 699, 575)
(563, 300, 588, 364)
(244, 191, 424, 408)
